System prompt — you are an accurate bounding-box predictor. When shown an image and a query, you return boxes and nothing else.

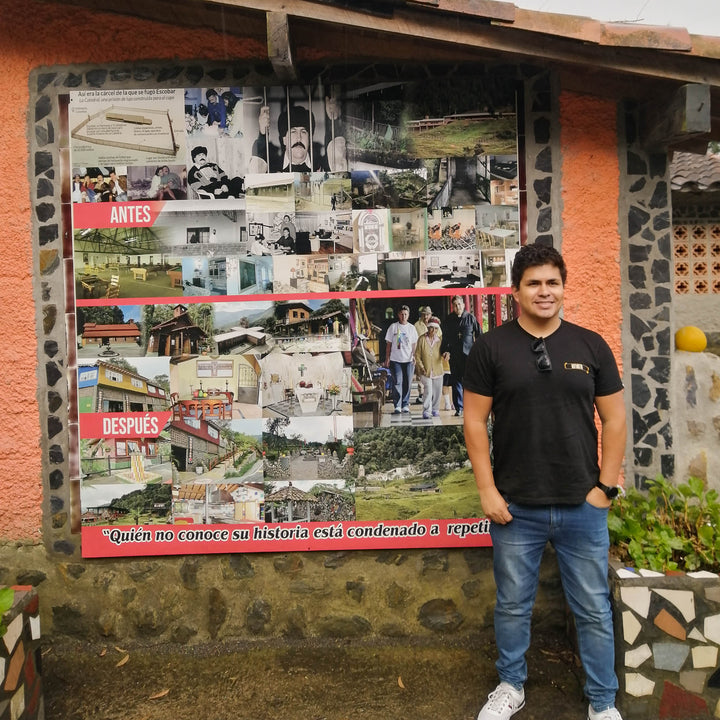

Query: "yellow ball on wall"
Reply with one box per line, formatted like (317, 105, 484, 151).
(675, 326, 707, 352)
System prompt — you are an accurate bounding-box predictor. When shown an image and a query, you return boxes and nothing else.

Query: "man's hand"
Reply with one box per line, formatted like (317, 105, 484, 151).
(325, 96, 340, 121)
(479, 486, 514, 524)
(258, 106, 270, 135)
(585, 485, 612, 509)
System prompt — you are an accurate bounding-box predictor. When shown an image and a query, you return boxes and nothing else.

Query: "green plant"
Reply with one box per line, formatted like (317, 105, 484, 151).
(608, 475, 720, 573)
(0, 587, 15, 638)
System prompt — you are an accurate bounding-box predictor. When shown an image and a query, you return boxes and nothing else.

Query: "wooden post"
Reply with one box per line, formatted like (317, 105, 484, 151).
(267, 12, 296, 83)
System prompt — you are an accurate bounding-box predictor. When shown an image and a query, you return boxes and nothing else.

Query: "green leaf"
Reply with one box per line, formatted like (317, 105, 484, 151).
(687, 476, 705, 497)
(0, 587, 14, 615)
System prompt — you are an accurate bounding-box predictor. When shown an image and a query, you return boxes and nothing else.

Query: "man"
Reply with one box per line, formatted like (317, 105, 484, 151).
(384, 304, 418, 414)
(108, 170, 127, 201)
(205, 88, 227, 130)
(463, 243, 627, 720)
(161, 166, 185, 200)
(188, 146, 244, 199)
(441, 295, 480, 416)
(251, 100, 344, 173)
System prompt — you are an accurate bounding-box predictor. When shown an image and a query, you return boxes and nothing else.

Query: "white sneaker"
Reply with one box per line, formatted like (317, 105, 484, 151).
(588, 706, 622, 720)
(477, 682, 525, 720)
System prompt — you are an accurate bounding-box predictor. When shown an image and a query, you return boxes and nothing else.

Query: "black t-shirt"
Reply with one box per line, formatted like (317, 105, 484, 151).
(463, 319, 623, 505)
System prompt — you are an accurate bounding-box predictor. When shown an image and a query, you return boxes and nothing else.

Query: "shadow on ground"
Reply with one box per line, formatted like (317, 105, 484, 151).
(43, 630, 588, 720)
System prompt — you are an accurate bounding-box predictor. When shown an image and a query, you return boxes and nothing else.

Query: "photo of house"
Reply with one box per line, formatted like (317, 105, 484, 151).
(77, 358, 171, 413)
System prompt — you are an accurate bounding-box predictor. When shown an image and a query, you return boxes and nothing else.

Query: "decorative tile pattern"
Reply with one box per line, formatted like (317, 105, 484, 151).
(623, 610, 643, 644)
(625, 672, 655, 697)
(612, 566, 720, 718)
(692, 645, 718, 668)
(654, 608, 686, 640)
(620, 105, 673, 485)
(672, 220, 720, 295)
(625, 643, 652, 668)
(654, 589, 696, 623)
(0, 588, 42, 720)
(653, 642, 690, 671)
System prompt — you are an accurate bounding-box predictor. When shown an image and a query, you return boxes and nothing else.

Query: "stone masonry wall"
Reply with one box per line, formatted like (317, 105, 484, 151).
(21, 60, 569, 644)
(618, 104, 675, 488)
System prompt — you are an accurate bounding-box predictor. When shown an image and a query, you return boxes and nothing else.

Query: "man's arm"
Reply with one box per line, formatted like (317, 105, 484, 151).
(587, 390, 627, 507)
(463, 390, 513, 524)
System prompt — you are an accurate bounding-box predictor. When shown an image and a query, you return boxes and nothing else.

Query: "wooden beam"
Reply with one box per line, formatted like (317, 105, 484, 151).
(267, 12, 297, 83)
(641, 84, 711, 151)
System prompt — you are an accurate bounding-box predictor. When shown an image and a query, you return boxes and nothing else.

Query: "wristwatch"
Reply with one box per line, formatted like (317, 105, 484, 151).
(595, 480, 623, 499)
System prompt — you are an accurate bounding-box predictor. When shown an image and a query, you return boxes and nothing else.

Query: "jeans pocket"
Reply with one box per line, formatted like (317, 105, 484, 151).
(584, 498, 610, 511)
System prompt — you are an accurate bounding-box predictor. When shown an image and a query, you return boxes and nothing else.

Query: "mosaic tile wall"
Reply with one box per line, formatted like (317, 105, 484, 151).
(0, 587, 43, 720)
(672, 203, 720, 296)
(619, 105, 674, 488)
(31, 63, 272, 555)
(523, 70, 559, 248)
(611, 565, 720, 719)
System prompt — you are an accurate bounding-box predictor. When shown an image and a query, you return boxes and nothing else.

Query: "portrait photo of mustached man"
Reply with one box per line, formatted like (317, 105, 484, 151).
(245, 86, 347, 174)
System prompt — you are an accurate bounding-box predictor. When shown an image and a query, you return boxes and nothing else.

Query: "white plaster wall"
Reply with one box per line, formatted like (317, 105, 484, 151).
(674, 296, 720, 334)
(672, 349, 720, 491)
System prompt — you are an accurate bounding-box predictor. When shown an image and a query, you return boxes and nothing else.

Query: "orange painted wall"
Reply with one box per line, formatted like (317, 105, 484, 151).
(0, 5, 626, 541)
(0, 0, 262, 540)
(558, 91, 623, 372)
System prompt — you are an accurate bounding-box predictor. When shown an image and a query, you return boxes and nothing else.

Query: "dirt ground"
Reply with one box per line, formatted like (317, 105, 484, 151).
(42, 630, 589, 720)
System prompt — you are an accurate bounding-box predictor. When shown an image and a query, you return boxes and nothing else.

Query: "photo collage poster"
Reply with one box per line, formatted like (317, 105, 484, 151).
(67, 81, 520, 557)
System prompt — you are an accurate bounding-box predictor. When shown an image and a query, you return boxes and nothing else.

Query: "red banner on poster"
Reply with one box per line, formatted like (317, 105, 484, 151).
(79, 412, 173, 439)
(81, 519, 492, 557)
(72, 201, 166, 229)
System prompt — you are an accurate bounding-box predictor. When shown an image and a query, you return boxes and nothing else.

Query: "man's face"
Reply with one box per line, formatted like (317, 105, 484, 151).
(452, 298, 464, 316)
(193, 152, 207, 166)
(512, 263, 564, 323)
(398, 309, 409, 324)
(285, 126, 310, 164)
(208, 93, 218, 104)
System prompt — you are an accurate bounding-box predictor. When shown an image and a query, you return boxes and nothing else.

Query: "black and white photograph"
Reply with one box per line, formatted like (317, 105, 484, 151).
(244, 86, 347, 174)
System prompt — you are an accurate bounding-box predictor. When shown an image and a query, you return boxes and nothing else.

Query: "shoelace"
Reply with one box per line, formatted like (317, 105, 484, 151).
(486, 687, 520, 714)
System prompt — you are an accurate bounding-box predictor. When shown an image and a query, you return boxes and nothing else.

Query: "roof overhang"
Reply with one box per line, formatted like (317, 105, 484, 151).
(43, 0, 720, 149)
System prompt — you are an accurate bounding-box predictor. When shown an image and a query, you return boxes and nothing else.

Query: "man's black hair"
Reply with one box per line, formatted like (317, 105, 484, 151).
(511, 243, 567, 288)
(191, 146, 208, 162)
(277, 105, 315, 145)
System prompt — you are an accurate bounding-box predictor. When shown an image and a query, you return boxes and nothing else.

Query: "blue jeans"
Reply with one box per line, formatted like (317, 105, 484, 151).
(389, 360, 414, 408)
(490, 501, 618, 710)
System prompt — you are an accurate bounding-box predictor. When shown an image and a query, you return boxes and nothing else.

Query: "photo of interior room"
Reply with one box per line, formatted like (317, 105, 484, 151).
(293, 210, 353, 254)
(181, 257, 229, 296)
(151, 204, 245, 254)
(226, 255, 273, 295)
(74, 229, 184, 300)
(272, 255, 330, 294)
(377, 253, 421, 291)
(389, 208, 427, 253)
(427, 206, 477, 251)
(169, 354, 263, 420)
(417, 250, 482, 289)
(475, 203, 519, 249)
(260, 349, 353, 418)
